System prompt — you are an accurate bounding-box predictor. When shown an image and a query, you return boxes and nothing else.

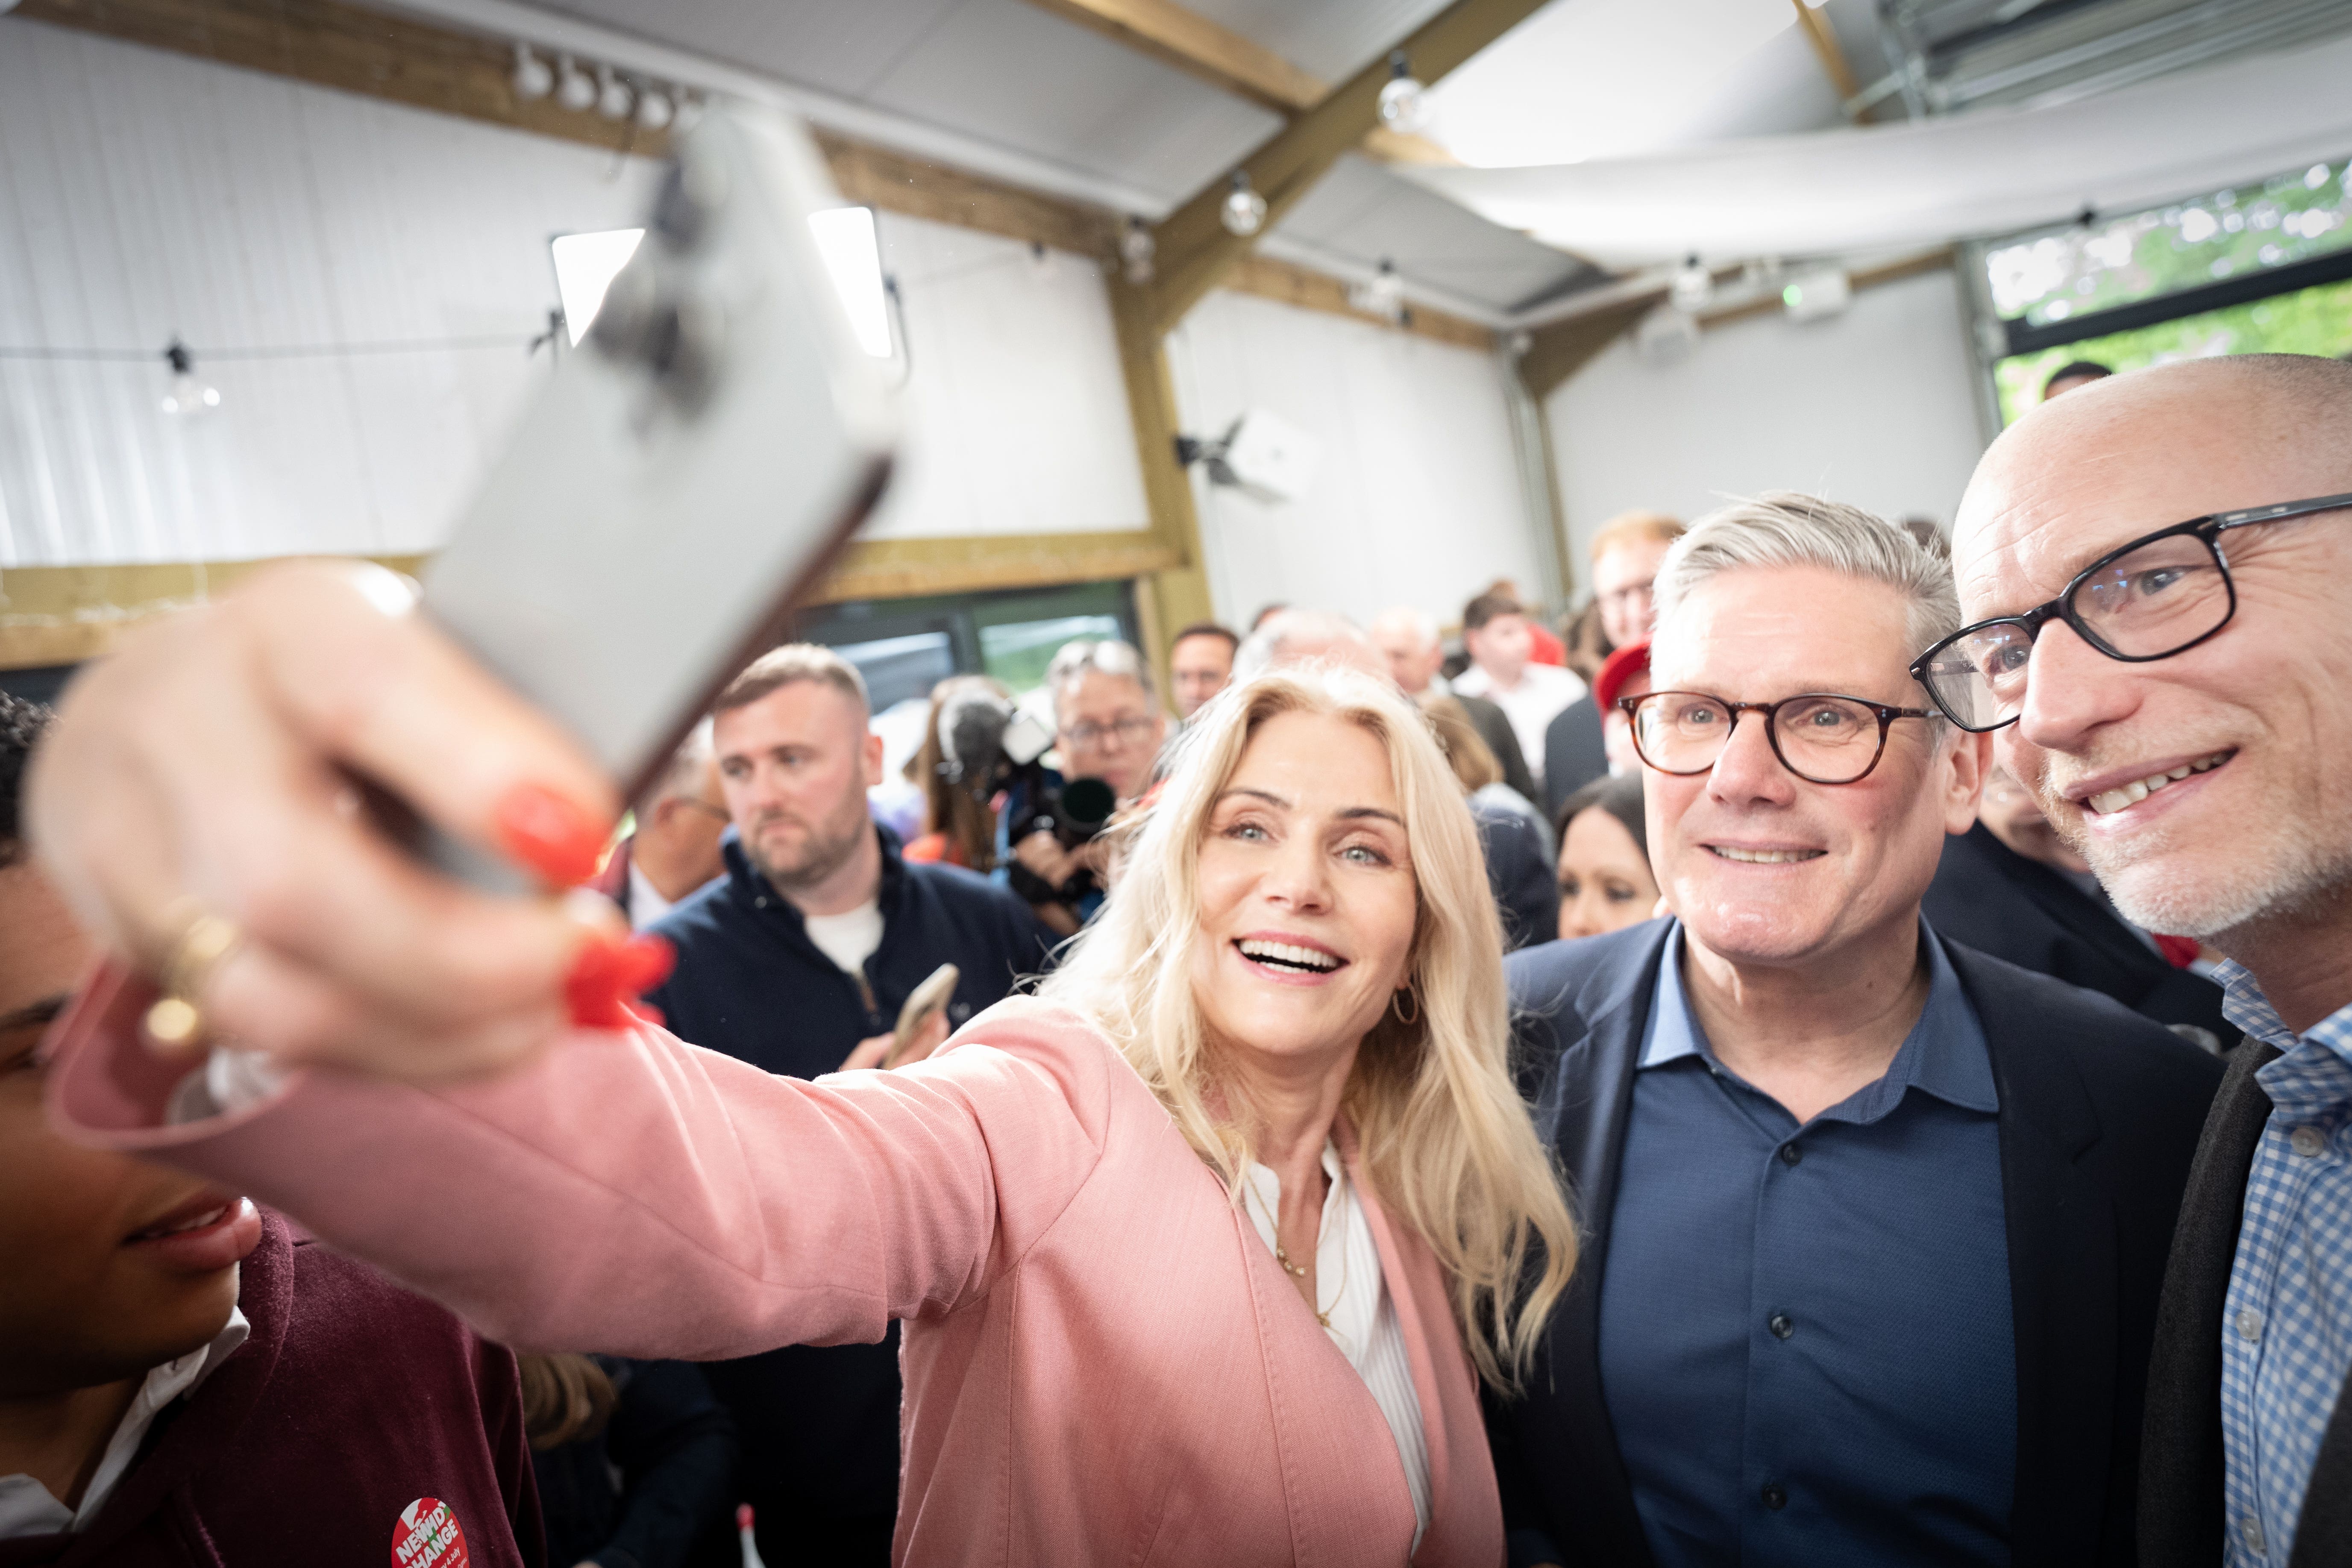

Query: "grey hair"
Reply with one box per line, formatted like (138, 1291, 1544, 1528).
(638, 718, 713, 812)
(1655, 491, 1962, 673)
(1367, 605, 1441, 653)
(1232, 609, 1376, 681)
(1045, 638, 1155, 711)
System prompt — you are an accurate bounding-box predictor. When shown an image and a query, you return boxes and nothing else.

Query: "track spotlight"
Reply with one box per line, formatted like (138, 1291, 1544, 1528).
(596, 67, 633, 120)
(637, 87, 675, 130)
(511, 44, 553, 100)
(1120, 216, 1156, 285)
(555, 55, 596, 112)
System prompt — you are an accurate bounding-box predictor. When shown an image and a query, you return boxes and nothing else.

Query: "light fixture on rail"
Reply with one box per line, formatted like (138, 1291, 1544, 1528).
(555, 54, 596, 113)
(637, 86, 675, 131)
(1378, 51, 1432, 135)
(159, 341, 221, 417)
(1221, 170, 1267, 238)
(596, 67, 633, 120)
(511, 44, 553, 100)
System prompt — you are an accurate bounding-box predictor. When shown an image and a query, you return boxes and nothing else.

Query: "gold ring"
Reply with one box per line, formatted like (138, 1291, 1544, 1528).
(144, 906, 242, 1052)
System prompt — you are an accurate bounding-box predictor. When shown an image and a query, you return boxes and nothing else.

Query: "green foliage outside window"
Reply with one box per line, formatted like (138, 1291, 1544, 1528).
(1988, 160, 2352, 326)
(1994, 276, 2352, 425)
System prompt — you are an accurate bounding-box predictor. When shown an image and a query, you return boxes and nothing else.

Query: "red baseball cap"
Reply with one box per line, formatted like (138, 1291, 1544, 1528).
(1593, 639, 1651, 715)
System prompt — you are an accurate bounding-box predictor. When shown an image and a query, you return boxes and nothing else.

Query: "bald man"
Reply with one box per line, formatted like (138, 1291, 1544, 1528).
(1944, 354, 2352, 1568)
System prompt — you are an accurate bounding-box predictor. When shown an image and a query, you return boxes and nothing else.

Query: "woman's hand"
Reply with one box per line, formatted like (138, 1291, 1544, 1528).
(28, 561, 635, 1083)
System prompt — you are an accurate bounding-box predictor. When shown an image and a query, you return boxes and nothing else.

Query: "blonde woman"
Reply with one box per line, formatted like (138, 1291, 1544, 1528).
(33, 565, 1577, 1566)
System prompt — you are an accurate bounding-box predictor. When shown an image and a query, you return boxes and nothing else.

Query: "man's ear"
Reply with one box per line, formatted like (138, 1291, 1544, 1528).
(1943, 726, 1990, 836)
(861, 728, 886, 789)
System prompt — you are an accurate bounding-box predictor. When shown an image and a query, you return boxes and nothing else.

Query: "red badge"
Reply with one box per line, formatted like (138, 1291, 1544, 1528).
(391, 1498, 470, 1568)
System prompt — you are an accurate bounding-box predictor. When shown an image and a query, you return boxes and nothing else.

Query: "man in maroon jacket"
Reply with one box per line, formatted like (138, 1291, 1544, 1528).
(0, 693, 544, 1566)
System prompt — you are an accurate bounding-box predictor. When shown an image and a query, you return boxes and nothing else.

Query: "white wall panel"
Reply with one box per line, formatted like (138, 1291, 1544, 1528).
(860, 211, 1150, 541)
(0, 23, 1150, 570)
(0, 21, 654, 566)
(1168, 289, 1541, 631)
(1545, 270, 1988, 570)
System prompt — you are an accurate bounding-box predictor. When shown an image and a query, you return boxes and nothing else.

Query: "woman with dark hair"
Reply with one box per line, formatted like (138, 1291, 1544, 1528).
(901, 674, 1012, 872)
(1553, 772, 1659, 941)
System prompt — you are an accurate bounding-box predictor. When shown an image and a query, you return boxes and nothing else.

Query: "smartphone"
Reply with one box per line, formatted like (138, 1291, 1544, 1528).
(420, 101, 896, 889)
(885, 963, 960, 1069)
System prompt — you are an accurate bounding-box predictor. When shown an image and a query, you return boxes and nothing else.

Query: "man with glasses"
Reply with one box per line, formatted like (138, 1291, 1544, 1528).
(1939, 353, 2352, 1568)
(1489, 495, 2221, 1568)
(1005, 638, 1168, 927)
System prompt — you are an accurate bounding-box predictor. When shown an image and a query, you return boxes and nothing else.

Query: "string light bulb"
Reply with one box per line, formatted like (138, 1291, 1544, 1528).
(1348, 258, 1406, 324)
(1221, 171, 1267, 238)
(1120, 216, 1156, 285)
(159, 341, 220, 417)
(511, 44, 553, 100)
(1377, 51, 1431, 135)
(555, 55, 596, 112)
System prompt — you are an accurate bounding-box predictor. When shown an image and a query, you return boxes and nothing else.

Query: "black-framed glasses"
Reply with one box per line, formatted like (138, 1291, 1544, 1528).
(1063, 714, 1159, 749)
(1620, 690, 1937, 786)
(1910, 491, 2352, 732)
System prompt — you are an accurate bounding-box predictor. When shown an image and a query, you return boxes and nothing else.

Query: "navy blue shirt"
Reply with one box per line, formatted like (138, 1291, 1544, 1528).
(1597, 925, 2016, 1567)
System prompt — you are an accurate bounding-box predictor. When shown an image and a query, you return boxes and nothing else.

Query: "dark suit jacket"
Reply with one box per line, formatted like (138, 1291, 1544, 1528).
(1923, 823, 2234, 1045)
(1470, 795, 1560, 952)
(1491, 920, 2223, 1568)
(1457, 690, 1541, 807)
(1542, 696, 1609, 822)
(2143, 1039, 2352, 1568)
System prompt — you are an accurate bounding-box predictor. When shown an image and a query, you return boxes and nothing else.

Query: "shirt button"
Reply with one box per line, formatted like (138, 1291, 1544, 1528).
(2242, 1515, 2267, 1553)
(2292, 1126, 2327, 1158)
(1761, 1483, 1787, 1511)
(2237, 1309, 2264, 1342)
(754, 896, 768, 909)
(1778, 1142, 1803, 1167)
(1768, 1313, 1795, 1340)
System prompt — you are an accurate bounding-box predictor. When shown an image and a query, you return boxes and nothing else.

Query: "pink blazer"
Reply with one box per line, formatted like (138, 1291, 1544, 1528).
(48, 974, 1506, 1567)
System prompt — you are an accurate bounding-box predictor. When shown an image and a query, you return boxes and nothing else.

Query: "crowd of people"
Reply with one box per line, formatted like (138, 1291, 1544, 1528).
(8, 350, 2352, 1568)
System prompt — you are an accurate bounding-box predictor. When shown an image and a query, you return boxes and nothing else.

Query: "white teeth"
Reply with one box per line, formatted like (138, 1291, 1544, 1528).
(138, 1203, 229, 1241)
(1238, 940, 1339, 972)
(2085, 752, 2230, 815)
(1712, 847, 1820, 864)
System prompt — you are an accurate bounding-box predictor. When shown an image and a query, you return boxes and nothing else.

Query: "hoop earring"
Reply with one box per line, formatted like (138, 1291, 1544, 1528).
(1391, 985, 1420, 1026)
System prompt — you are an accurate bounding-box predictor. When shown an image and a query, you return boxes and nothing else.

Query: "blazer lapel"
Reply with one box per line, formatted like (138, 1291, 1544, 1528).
(2144, 1041, 2279, 1568)
(1962, 943, 2117, 1567)
(1339, 1125, 1500, 1568)
(1528, 923, 1672, 1566)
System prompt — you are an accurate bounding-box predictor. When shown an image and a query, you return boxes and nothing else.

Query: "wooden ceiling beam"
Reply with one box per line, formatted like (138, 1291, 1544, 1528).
(1015, 0, 1456, 168)
(1132, 0, 1549, 337)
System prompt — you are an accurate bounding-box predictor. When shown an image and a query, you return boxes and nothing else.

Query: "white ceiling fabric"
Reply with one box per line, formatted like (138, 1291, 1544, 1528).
(1398, 31, 2352, 270)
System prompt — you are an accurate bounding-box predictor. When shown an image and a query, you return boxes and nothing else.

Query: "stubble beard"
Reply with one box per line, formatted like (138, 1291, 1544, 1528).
(2055, 784, 2352, 941)
(745, 810, 869, 896)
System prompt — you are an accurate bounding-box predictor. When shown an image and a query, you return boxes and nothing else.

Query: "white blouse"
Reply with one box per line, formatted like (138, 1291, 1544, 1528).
(1240, 1141, 1432, 1550)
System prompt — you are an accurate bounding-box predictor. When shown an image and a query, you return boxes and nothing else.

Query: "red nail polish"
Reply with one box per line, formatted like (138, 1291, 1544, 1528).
(565, 933, 673, 1031)
(564, 932, 628, 1030)
(495, 783, 610, 887)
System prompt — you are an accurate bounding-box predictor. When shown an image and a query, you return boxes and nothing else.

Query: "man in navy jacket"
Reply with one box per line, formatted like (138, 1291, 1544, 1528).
(644, 646, 1050, 1568)
(1489, 497, 2220, 1568)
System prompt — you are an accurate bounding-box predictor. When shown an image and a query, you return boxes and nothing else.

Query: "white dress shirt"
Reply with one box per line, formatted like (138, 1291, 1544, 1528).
(0, 1307, 250, 1539)
(1241, 1141, 1431, 1550)
(625, 861, 677, 930)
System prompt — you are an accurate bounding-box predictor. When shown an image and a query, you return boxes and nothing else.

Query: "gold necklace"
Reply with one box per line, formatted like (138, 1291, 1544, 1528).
(1247, 1167, 1350, 1329)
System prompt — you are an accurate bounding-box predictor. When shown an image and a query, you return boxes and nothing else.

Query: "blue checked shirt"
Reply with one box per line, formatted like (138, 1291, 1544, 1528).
(2218, 961, 2352, 1565)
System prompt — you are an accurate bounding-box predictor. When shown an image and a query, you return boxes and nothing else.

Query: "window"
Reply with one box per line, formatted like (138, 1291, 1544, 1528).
(789, 580, 1141, 708)
(1981, 158, 2352, 425)
(549, 206, 893, 355)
